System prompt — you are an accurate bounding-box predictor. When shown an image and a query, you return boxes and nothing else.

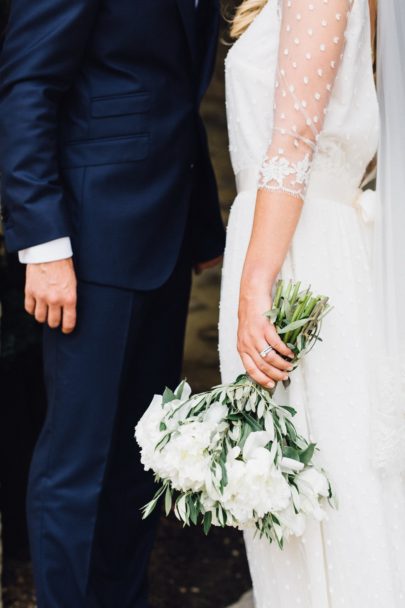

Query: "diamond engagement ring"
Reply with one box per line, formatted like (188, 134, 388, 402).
(260, 345, 274, 358)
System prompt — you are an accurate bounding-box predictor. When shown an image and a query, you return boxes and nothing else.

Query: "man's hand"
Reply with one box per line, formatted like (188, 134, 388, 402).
(25, 258, 77, 334)
(194, 256, 223, 275)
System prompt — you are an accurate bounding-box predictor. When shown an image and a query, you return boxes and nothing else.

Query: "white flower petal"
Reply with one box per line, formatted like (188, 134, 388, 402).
(243, 431, 273, 461)
(281, 457, 305, 472)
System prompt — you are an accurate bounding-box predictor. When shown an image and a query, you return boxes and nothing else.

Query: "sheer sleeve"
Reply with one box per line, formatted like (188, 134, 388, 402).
(258, 0, 353, 200)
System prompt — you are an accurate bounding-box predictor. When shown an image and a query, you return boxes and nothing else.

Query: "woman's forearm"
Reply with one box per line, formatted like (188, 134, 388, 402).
(236, 0, 352, 388)
(241, 190, 303, 296)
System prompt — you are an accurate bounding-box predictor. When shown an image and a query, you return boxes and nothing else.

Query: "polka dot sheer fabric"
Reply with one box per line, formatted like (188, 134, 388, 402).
(258, 0, 353, 200)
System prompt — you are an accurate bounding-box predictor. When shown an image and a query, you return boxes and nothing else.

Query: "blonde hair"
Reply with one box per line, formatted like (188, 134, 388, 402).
(229, 0, 267, 40)
(230, 0, 377, 41)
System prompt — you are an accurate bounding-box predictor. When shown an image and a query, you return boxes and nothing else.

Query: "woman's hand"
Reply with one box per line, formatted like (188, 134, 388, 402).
(237, 288, 294, 389)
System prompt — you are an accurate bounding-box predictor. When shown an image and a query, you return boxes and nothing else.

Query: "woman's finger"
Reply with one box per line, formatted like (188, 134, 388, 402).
(241, 353, 276, 389)
(264, 325, 294, 359)
(250, 349, 289, 383)
(260, 344, 293, 372)
(239, 335, 276, 381)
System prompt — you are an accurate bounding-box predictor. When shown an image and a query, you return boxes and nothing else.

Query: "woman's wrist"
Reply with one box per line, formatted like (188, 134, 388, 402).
(240, 265, 279, 296)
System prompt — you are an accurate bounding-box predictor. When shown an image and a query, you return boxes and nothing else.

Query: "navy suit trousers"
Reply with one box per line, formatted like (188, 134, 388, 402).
(27, 247, 192, 607)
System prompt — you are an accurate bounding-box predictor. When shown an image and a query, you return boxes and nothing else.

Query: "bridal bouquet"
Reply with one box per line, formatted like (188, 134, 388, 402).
(135, 280, 335, 548)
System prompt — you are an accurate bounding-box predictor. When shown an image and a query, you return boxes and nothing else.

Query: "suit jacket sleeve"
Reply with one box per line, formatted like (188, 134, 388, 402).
(0, 0, 100, 252)
(190, 115, 226, 264)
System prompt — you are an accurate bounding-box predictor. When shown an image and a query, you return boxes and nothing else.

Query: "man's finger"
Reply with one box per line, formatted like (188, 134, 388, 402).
(47, 304, 62, 329)
(62, 301, 77, 334)
(34, 300, 48, 324)
(194, 256, 223, 274)
(25, 293, 36, 315)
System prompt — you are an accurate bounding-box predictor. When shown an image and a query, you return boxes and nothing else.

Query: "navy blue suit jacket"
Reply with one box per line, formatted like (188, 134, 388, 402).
(0, 0, 225, 290)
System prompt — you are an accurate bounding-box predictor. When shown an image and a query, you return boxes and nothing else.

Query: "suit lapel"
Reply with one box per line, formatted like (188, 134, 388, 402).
(176, 0, 197, 64)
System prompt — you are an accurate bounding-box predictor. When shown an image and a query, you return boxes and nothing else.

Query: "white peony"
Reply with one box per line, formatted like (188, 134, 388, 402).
(135, 394, 167, 471)
(206, 432, 291, 526)
(153, 421, 212, 492)
(296, 467, 330, 498)
(205, 402, 229, 426)
(242, 447, 291, 517)
(280, 457, 305, 473)
(277, 503, 307, 538)
(136, 381, 333, 544)
(295, 467, 330, 521)
(242, 430, 273, 460)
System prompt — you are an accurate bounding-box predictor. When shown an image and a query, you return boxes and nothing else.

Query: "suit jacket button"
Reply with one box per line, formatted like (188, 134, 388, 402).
(190, 163, 195, 170)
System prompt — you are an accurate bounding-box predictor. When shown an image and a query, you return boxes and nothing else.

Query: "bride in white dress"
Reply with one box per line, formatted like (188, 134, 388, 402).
(219, 0, 405, 606)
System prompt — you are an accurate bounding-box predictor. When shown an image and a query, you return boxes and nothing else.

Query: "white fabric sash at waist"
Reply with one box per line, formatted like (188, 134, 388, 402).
(235, 168, 378, 224)
(235, 168, 259, 194)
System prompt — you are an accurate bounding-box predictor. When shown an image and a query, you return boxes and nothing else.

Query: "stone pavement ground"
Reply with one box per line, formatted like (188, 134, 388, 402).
(2, 25, 253, 608)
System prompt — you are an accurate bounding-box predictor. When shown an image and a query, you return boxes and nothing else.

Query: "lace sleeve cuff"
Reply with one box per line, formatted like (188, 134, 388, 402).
(258, 152, 312, 200)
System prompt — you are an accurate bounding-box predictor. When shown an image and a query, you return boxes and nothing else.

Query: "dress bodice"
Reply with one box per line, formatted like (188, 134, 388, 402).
(225, 0, 379, 203)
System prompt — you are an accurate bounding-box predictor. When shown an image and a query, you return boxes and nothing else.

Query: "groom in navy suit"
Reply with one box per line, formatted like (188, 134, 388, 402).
(0, 1, 224, 606)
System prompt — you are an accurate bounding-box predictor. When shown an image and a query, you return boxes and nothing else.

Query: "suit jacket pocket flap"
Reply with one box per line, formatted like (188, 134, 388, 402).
(91, 93, 150, 118)
(61, 135, 149, 168)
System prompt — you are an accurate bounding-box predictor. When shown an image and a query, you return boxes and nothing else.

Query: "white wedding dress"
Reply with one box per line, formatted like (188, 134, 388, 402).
(219, 0, 405, 606)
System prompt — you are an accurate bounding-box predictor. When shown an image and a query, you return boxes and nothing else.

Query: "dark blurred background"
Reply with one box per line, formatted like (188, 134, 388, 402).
(0, 1, 252, 606)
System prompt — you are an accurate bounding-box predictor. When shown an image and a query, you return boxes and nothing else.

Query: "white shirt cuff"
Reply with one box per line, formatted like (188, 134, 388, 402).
(18, 237, 73, 264)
